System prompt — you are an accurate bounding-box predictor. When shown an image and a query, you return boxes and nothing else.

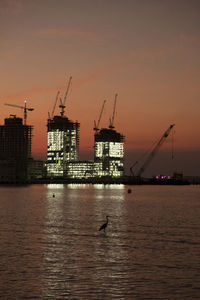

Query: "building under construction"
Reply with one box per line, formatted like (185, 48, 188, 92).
(46, 77, 81, 178)
(0, 115, 33, 182)
(94, 128, 124, 178)
(63, 127, 125, 180)
(92, 94, 125, 178)
(46, 83, 125, 180)
(46, 115, 80, 178)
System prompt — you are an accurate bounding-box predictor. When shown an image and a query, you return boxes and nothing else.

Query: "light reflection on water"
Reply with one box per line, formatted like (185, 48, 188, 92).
(0, 184, 199, 299)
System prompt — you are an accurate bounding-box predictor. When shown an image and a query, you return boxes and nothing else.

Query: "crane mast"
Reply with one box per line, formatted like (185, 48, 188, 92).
(4, 100, 34, 125)
(59, 76, 72, 117)
(94, 100, 106, 132)
(135, 124, 175, 177)
(109, 93, 117, 129)
(50, 90, 60, 119)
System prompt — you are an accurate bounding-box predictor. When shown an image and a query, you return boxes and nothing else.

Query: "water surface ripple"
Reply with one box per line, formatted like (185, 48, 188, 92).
(0, 184, 199, 299)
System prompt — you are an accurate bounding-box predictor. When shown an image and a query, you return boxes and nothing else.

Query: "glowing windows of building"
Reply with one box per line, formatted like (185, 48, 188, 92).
(109, 142, 124, 158)
(48, 130, 64, 151)
(47, 163, 63, 177)
(95, 142, 103, 158)
(66, 161, 95, 179)
(95, 141, 124, 159)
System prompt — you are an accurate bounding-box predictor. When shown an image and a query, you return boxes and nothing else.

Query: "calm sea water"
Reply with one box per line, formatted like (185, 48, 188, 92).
(0, 184, 199, 299)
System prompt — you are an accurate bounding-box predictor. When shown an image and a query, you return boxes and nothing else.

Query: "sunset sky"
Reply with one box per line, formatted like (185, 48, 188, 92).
(0, 0, 200, 176)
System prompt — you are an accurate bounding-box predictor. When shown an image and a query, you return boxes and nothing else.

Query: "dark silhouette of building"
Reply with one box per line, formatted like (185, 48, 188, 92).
(0, 115, 33, 182)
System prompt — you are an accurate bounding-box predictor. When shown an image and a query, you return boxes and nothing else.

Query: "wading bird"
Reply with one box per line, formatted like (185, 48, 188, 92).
(99, 216, 109, 232)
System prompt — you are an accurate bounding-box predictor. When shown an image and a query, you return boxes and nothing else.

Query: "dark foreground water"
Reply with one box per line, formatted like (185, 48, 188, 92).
(0, 184, 199, 299)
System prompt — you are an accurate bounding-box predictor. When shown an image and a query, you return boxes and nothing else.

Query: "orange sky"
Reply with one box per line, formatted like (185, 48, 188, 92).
(0, 0, 200, 176)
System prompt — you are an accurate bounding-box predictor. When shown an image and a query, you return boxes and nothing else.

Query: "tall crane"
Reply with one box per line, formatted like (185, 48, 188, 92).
(4, 100, 34, 125)
(93, 100, 106, 133)
(130, 124, 175, 177)
(109, 93, 117, 129)
(59, 76, 72, 117)
(50, 90, 60, 119)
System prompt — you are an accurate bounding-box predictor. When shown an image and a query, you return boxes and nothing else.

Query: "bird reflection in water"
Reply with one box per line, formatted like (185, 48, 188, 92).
(99, 216, 109, 233)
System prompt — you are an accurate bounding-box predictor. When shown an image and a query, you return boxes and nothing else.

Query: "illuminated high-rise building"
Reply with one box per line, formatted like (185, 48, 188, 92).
(46, 86, 124, 180)
(0, 115, 33, 181)
(46, 115, 80, 178)
(94, 128, 124, 178)
(66, 161, 95, 179)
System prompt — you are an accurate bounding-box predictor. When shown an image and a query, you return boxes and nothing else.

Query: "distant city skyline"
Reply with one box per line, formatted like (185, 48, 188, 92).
(0, 0, 200, 176)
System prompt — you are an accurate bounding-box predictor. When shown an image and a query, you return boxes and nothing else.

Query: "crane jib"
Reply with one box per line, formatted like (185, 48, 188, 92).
(130, 124, 175, 177)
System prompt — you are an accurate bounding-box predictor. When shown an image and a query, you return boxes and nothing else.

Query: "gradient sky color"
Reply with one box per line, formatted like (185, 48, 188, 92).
(0, 0, 200, 176)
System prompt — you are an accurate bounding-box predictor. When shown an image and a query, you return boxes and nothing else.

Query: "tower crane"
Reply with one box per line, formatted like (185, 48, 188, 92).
(93, 100, 106, 133)
(130, 124, 175, 177)
(59, 76, 72, 117)
(109, 93, 117, 129)
(50, 90, 60, 119)
(4, 100, 34, 125)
